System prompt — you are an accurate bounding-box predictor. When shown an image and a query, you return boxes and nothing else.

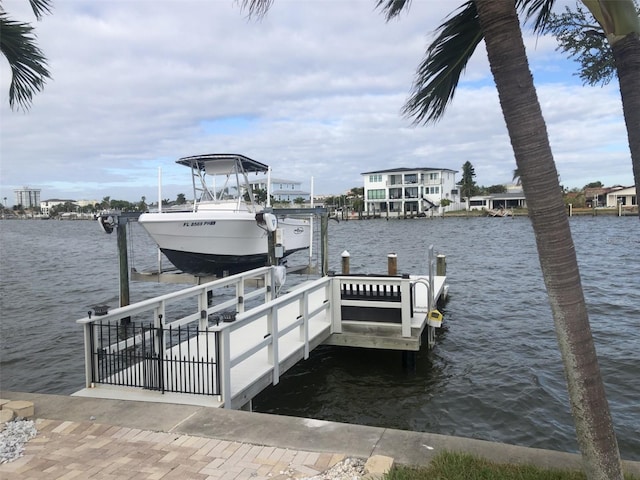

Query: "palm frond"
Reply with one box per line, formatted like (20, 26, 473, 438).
(0, 13, 50, 111)
(239, 0, 274, 19)
(403, 1, 482, 125)
(516, 0, 557, 33)
(375, 0, 413, 21)
(29, 0, 53, 20)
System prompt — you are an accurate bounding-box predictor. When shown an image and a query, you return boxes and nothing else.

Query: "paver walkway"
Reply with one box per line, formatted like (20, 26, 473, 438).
(0, 419, 346, 480)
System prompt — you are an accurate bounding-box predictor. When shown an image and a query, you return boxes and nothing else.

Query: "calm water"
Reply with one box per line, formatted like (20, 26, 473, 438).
(0, 217, 638, 460)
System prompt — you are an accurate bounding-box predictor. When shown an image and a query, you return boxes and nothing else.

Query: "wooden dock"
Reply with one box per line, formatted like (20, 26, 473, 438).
(74, 254, 448, 410)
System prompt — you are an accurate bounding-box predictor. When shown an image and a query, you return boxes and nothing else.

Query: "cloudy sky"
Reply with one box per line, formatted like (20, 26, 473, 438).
(0, 0, 633, 205)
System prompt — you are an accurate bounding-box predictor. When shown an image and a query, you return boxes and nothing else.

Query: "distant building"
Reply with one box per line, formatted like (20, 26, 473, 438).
(584, 185, 637, 208)
(40, 199, 74, 216)
(468, 192, 527, 211)
(14, 186, 41, 209)
(361, 167, 459, 216)
(249, 177, 310, 203)
(605, 186, 636, 207)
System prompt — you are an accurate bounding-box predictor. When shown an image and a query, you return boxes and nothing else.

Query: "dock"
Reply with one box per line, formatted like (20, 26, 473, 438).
(74, 249, 448, 410)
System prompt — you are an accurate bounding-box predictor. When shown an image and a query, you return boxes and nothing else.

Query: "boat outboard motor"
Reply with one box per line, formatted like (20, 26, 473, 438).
(255, 212, 278, 232)
(97, 215, 116, 234)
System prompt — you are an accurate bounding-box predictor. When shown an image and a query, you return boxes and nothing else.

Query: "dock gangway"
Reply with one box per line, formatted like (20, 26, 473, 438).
(75, 254, 447, 409)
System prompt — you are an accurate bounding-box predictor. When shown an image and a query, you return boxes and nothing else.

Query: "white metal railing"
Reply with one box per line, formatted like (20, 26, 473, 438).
(76, 267, 335, 407)
(77, 267, 276, 400)
(214, 276, 332, 407)
(77, 252, 443, 408)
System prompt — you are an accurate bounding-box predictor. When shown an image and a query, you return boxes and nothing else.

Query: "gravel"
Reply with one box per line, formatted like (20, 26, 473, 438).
(303, 457, 366, 480)
(0, 419, 38, 464)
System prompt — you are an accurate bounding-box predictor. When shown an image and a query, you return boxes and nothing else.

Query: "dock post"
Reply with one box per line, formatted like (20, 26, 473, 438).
(267, 230, 276, 266)
(436, 255, 447, 276)
(116, 217, 131, 324)
(321, 213, 329, 276)
(388, 253, 398, 276)
(402, 351, 417, 372)
(341, 250, 350, 274)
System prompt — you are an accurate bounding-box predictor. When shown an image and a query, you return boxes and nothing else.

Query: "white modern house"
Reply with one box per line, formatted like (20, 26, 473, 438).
(468, 190, 527, 211)
(605, 185, 637, 207)
(362, 167, 460, 217)
(249, 177, 310, 203)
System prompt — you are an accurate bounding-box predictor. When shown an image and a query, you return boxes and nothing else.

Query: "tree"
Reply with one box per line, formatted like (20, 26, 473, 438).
(374, 0, 624, 476)
(138, 196, 147, 212)
(584, 181, 604, 189)
(485, 184, 508, 194)
(293, 196, 305, 205)
(542, 1, 640, 218)
(176, 193, 187, 205)
(459, 161, 478, 201)
(0, 0, 52, 110)
(545, 4, 618, 86)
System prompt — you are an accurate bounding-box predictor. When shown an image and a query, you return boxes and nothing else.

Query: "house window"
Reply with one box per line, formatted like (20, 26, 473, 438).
(429, 186, 440, 194)
(429, 173, 439, 180)
(367, 189, 386, 200)
(369, 174, 382, 182)
(405, 174, 417, 184)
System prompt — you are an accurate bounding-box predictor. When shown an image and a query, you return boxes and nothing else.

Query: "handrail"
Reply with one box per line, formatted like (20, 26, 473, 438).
(76, 266, 273, 325)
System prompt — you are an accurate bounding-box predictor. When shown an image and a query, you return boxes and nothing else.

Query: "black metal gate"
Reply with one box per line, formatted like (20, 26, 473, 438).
(89, 321, 220, 396)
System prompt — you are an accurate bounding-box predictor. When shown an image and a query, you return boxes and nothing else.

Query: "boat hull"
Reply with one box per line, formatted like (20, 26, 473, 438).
(139, 210, 310, 276)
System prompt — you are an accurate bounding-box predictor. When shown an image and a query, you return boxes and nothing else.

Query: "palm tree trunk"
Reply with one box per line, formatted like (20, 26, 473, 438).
(473, 1, 623, 478)
(611, 32, 640, 217)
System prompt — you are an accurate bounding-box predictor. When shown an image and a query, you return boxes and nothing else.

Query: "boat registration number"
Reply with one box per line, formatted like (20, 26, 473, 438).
(182, 221, 217, 227)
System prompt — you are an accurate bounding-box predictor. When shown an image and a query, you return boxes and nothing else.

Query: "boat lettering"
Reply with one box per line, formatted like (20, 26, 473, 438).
(293, 227, 304, 234)
(182, 221, 216, 227)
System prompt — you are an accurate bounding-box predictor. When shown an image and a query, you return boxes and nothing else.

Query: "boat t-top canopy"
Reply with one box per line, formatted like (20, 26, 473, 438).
(176, 154, 269, 175)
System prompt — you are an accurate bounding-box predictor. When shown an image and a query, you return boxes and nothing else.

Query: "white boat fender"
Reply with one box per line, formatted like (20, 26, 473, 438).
(274, 265, 286, 287)
(256, 212, 278, 232)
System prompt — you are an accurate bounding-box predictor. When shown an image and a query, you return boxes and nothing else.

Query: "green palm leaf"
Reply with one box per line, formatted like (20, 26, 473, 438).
(403, 1, 482, 125)
(28, 0, 53, 19)
(0, 12, 51, 110)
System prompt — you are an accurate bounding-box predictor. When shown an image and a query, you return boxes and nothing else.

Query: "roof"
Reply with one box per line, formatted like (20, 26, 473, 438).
(361, 167, 457, 174)
(176, 154, 269, 174)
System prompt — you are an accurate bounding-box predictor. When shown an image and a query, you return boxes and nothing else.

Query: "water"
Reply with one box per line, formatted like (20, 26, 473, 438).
(0, 217, 638, 460)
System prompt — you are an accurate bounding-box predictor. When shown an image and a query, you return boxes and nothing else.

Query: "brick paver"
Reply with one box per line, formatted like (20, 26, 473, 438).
(0, 419, 346, 480)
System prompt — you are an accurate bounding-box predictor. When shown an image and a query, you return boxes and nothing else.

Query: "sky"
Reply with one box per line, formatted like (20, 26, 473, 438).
(0, 0, 634, 205)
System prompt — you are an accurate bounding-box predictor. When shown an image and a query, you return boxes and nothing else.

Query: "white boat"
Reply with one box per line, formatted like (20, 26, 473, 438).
(138, 154, 310, 276)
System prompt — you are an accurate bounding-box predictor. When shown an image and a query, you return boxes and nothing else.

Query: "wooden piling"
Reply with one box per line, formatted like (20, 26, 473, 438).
(436, 255, 447, 276)
(321, 213, 329, 276)
(341, 250, 350, 275)
(116, 218, 131, 324)
(388, 253, 397, 276)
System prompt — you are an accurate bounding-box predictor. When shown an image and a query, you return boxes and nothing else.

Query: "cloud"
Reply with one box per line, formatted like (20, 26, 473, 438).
(0, 0, 632, 204)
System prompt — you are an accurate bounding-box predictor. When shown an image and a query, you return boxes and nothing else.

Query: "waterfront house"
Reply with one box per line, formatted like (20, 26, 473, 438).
(249, 177, 310, 203)
(362, 167, 460, 217)
(468, 191, 527, 211)
(605, 185, 637, 208)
